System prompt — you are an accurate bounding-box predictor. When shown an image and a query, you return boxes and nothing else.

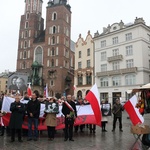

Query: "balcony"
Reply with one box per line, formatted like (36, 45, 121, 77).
(96, 67, 137, 77)
(107, 55, 123, 62)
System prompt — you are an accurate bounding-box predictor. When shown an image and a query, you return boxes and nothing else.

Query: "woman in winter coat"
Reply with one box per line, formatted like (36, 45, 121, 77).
(9, 94, 25, 142)
(44, 97, 59, 141)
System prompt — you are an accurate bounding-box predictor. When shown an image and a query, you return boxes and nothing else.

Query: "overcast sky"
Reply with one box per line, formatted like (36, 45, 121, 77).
(0, 0, 150, 73)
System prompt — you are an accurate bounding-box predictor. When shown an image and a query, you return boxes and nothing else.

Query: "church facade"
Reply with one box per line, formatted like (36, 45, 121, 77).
(16, 0, 74, 97)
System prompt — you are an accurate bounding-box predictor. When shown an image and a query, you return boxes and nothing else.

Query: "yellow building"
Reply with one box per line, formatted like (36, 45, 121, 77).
(0, 75, 8, 93)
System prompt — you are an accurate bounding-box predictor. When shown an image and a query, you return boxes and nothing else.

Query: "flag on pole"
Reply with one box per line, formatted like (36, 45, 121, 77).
(85, 83, 102, 126)
(44, 84, 49, 98)
(73, 85, 76, 91)
(124, 95, 144, 125)
(27, 83, 32, 97)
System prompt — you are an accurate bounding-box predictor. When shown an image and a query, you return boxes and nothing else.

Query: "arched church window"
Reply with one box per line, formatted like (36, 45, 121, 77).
(52, 47, 55, 56)
(66, 14, 69, 23)
(22, 61, 26, 69)
(34, 46, 43, 65)
(52, 12, 57, 20)
(53, 26, 56, 34)
(26, 13, 29, 19)
(24, 41, 27, 48)
(25, 22, 29, 28)
(23, 51, 27, 59)
(51, 59, 54, 67)
(25, 30, 28, 38)
(52, 36, 55, 44)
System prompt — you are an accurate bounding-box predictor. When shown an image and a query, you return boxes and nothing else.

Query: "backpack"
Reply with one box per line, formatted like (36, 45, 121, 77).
(142, 134, 150, 146)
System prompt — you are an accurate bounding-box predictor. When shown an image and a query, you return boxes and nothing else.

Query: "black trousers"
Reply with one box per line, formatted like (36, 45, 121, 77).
(113, 116, 122, 130)
(0, 126, 5, 135)
(101, 122, 107, 130)
(89, 124, 96, 131)
(75, 125, 84, 132)
(11, 128, 22, 140)
(64, 123, 74, 140)
(47, 126, 55, 138)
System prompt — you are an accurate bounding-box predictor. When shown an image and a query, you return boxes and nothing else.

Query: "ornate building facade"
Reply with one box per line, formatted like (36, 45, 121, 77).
(94, 17, 150, 104)
(74, 31, 94, 98)
(16, 0, 74, 97)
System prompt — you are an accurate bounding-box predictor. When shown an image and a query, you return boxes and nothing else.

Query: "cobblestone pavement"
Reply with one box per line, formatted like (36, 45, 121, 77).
(0, 112, 150, 150)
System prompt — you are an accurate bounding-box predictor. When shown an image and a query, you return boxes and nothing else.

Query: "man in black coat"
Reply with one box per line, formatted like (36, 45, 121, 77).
(9, 94, 25, 142)
(27, 92, 40, 141)
(62, 94, 77, 141)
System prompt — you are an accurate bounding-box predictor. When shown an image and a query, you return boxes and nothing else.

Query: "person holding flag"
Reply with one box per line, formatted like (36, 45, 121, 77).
(27, 83, 32, 98)
(44, 84, 49, 98)
(62, 94, 77, 141)
(85, 83, 102, 126)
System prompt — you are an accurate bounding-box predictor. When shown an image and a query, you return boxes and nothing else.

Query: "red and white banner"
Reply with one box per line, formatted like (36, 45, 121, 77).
(44, 84, 49, 98)
(1, 97, 100, 130)
(124, 95, 144, 125)
(27, 83, 32, 97)
(85, 83, 102, 126)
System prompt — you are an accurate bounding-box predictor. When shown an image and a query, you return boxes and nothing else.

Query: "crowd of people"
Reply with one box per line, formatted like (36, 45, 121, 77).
(0, 91, 124, 143)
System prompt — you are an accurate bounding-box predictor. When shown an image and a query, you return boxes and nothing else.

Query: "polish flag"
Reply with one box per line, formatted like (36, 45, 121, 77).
(27, 83, 32, 97)
(44, 84, 49, 98)
(73, 85, 76, 91)
(85, 83, 101, 126)
(124, 95, 144, 125)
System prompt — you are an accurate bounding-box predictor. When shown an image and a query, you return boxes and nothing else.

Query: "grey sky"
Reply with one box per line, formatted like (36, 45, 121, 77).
(0, 0, 150, 73)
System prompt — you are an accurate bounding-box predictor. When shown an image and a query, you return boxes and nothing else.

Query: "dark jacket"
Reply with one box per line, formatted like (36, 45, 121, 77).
(62, 101, 77, 124)
(27, 99, 41, 118)
(9, 101, 25, 129)
(112, 103, 124, 117)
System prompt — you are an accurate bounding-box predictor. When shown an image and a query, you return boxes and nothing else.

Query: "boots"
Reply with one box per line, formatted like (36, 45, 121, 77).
(0, 126, 5, 136)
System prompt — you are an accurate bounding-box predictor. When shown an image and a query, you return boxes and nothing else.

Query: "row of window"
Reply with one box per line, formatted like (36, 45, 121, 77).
(78, 48, 90, 58)
(101, 33, 132, 48)
(26, 0, 42, 14)
(78, 75, 92, 85)
(100, 74, 136, 87)
(26, 6, 70, 23)
(101, 45, 133, 61)
(78, 60, 91, 69)
(47, 59, 69, 68)
(101, 59, 134, 71)
(19, 47, 71, 61)
(20, 35, 69, 49)
(20, 59, 70, 69)
(50, 12, 70, 23)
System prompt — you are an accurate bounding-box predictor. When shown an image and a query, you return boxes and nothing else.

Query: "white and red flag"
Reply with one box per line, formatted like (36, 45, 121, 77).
(73, 85, 76, 91)
(27, 83, 32, 97)
(124, 95, 144, 125)
(44, 84, 49, 98)
(85, 83, 102, 126)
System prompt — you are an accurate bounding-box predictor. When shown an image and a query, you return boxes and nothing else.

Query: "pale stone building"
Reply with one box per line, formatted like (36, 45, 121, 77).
(94, 17, 150, 104)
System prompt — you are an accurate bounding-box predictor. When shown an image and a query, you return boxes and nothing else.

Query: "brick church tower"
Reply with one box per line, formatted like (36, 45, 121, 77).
(16, 0, 74, 97)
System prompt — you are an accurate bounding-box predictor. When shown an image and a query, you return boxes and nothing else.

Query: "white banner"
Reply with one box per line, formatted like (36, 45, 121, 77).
(2, 97, 94, 117)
